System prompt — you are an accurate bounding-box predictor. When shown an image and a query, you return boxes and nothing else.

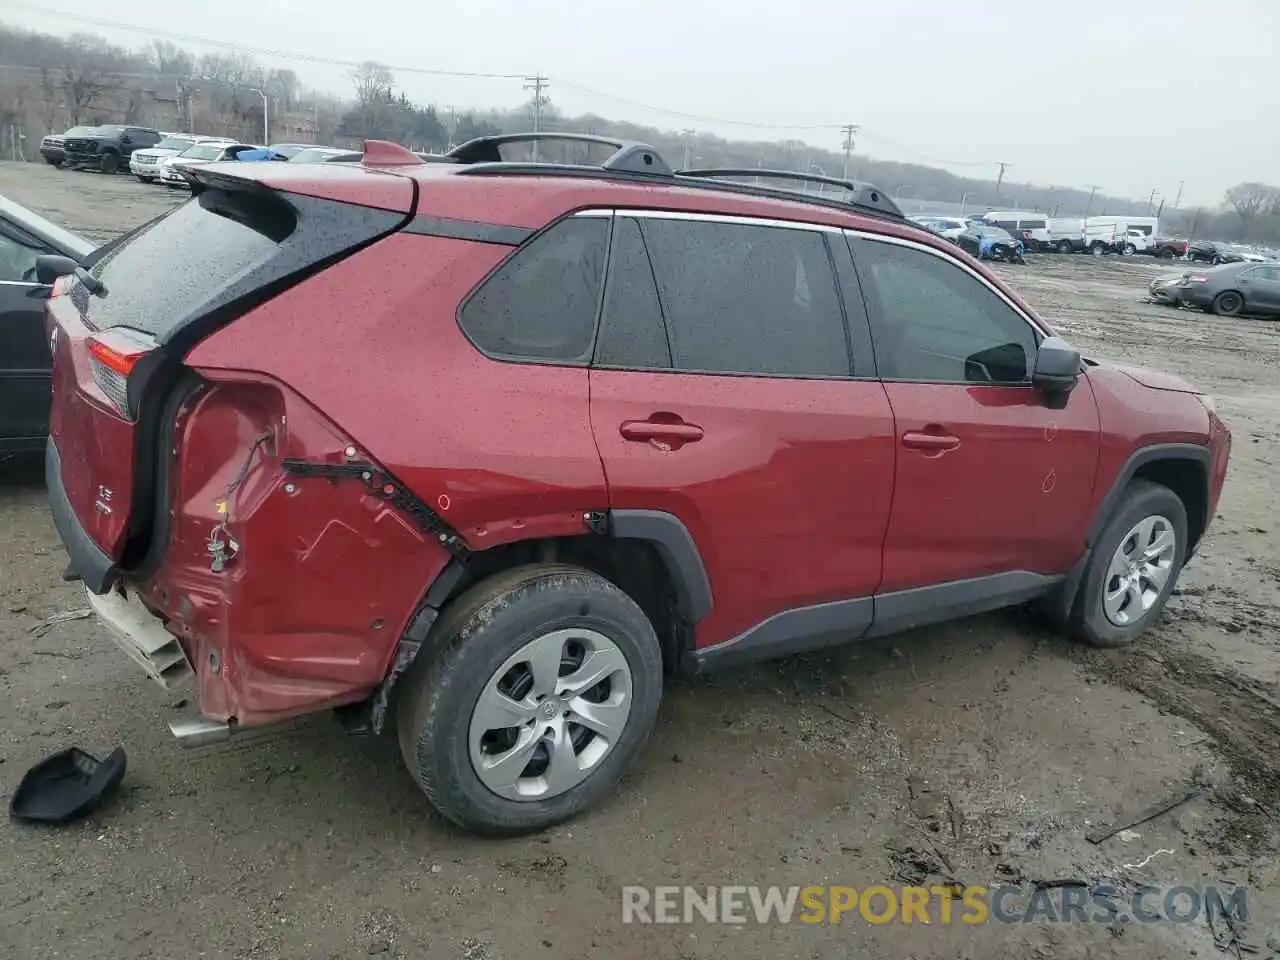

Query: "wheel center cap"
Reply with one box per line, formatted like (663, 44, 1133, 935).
(539, 700, 560, 720)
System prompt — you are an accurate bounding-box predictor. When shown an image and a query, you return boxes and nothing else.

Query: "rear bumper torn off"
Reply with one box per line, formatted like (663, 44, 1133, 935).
(85, 586, 194, 689)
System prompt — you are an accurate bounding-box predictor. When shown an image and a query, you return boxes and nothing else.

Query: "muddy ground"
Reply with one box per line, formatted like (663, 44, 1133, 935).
(0, 162, 1277, 960)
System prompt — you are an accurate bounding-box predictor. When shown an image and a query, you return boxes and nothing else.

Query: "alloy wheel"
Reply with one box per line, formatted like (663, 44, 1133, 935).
(1103, 515, 1177, 626)
(468, 628, 633, 801)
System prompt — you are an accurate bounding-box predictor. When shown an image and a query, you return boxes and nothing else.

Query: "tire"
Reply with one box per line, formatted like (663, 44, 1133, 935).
(1160, 248, 1176, 259)
(1212, 290, 1244, 317)
(1090, 242, 1106, 256)
(1123, 243, 1137, 256)
(1211, 256, 1223, 265)
(1072, 480, 1187, 648)
(99, 151, 119, 174)
(396, 563, 663, 836)
(137, 175, 155, 183)
(44, 157, 59, 167)
(1056, 239, 1073, 254)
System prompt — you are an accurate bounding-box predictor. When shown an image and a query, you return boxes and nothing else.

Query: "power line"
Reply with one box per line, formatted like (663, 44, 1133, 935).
(7, 2, 1035, 181)
(3, 2, 526, 79)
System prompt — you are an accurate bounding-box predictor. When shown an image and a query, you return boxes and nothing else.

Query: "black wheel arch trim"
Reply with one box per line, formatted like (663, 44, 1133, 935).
(1085, 442, 1211, 550)
(609, 509, 713, 624)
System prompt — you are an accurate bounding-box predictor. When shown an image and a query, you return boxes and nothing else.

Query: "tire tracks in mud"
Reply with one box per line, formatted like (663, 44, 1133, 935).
(1076, 629, 1280, 854)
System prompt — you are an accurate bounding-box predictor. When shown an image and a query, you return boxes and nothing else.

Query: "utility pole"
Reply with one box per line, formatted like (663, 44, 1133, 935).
(1173, 180, 1184, 210)
(1146, 188, 1158, 215)
(840, 123, 859, 180)
(679, 128, 696, 169)
(1083, 184, 1101, 217)
(250, 87, 268, 145)
(995, 161, 1010, 198)
(523, 75, 548, 161)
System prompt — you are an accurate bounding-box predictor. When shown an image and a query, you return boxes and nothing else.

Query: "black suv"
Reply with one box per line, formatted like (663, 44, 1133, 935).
(64, 125, 162, 174)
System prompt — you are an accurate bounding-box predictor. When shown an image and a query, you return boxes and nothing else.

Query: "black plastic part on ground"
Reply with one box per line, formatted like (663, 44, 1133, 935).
(9, 746, 127, 824)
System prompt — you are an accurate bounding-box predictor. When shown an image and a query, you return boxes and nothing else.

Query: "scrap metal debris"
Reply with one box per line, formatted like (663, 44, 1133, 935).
(1086, 784, 1200, 844)
(27, 608, 92, 638)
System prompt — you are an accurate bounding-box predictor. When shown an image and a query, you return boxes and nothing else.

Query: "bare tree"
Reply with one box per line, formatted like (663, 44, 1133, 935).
(148, 39, 193, 81)
(268, 68, 299, 112)
(1225, 183, 1280, 240)
(60, 34, 112, 125)
(350, 61, 393, 106)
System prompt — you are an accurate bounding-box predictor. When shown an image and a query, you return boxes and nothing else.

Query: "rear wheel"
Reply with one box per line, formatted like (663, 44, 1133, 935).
(1072, 480, 1187, 648)
(1056, 239, 1073, 254)
(1212, 290, 1244, 316)
(1160, 248, 1176, 259)
(99, 151, 119, 174)
(44, 157, 60, 167)
(137, 175, 155, 183)
(1090, 242, 1106, 256)
(396, 564, 663, 836)
(1123, 243, 1137, 256)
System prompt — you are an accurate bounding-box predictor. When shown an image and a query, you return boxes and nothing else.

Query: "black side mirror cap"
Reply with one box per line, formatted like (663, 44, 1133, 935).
(35, 253, 106, 296)
(1032, 336, 1081, 407)
(35, 254, 79, 286)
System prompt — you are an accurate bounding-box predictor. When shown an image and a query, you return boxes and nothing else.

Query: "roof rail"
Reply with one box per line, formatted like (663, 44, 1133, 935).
(678, 168, 903, 219)
(362, 140, 425, 166)
(448, 132, 672, 176)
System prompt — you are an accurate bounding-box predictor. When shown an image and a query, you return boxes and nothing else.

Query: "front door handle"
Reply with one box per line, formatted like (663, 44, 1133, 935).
(620, 418, 704, 447)
(902, 430, 960, 453)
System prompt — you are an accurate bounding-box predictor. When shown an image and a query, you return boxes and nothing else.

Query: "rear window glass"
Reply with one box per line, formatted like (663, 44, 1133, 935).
(78, 191, 294, 337)
(181, 145, 225, 160)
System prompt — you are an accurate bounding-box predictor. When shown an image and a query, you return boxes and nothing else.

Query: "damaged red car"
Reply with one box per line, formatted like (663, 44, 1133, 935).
(43, 135, 1230, 835)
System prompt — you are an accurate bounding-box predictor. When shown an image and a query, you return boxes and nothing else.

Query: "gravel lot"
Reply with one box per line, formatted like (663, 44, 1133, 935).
(1, 162, 1277, 960)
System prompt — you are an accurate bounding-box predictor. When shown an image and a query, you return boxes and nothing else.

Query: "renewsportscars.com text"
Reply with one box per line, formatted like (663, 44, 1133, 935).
(621, 884, 1248, 926)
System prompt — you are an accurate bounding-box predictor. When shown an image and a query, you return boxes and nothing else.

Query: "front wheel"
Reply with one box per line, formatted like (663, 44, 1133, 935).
(1056, 239, 1073, 254)
(1071, 480, 1187, 648)
(137, 175, 155, 183)
(99, 151, 119, 174)
(1123, 243, 1137, 256)
(1160, 248, 1176, 259)
(396, 564, 663, 836)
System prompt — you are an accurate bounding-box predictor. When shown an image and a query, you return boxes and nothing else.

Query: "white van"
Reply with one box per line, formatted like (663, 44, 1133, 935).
(1046, 217, 1085, 253)
(1086, 217, 1159, 254)
(982, 211, 1051, 251)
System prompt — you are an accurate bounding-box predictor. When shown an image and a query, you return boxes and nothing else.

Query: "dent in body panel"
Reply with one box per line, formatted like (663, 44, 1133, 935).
(185, 233, 610, 552)
(136, 372, 451, 726)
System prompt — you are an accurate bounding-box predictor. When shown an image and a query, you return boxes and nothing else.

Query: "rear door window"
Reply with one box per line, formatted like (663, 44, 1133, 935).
(594, 217, 671, 370)
(634, 216, 851, 378)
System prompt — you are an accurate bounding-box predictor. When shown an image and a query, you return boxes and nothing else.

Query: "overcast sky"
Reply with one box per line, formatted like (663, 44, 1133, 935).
(5, 0, 1277, 205)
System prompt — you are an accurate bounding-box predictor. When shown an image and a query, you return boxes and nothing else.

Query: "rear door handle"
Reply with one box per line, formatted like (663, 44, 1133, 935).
(620, 419, 704, 445)
(902, 431, 960, 453)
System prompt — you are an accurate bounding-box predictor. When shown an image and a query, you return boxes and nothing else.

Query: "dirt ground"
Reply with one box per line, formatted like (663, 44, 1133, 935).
(1, 162, 1277, 960)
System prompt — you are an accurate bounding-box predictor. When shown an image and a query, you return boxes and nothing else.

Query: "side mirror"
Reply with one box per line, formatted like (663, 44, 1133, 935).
(1032, 336, 1081, 408)
(35, 254, 78, 286)
(35, 253, 106, 295)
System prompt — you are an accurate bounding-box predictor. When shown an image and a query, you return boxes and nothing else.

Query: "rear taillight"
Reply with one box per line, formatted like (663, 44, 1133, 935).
(87, 328, 156, 418)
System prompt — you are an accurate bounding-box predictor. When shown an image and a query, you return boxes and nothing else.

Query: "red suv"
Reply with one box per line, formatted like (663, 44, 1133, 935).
(43, 135, 1230, 835)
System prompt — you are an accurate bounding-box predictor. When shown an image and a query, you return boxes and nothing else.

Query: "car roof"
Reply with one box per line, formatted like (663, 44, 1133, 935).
(0, 193, 95, 259)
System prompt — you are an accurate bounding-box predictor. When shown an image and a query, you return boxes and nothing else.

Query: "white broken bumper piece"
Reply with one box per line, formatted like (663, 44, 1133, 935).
(85, 586, 194, 688)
